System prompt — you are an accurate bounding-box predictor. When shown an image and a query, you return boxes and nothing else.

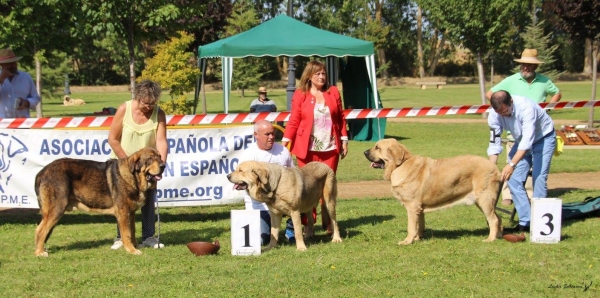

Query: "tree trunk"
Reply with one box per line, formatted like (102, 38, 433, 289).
(375, 1, 389, 79)
(426, 28, 438, 76)
(416, 6, 424, 79)
(276, 56, 288, 80)
(588, 39, 598, 128)
(476, 52, 487, 118)
(490, 55, 494, 85)
(428, 29, 446, 76)
(35, 55, 42, 118)
(584, 38, 593, 74)
(127, 19, 136, 100)
(377, 48, 389, 79)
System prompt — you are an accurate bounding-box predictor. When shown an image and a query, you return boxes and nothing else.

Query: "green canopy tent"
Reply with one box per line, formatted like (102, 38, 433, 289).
(197, 15, 384, 141)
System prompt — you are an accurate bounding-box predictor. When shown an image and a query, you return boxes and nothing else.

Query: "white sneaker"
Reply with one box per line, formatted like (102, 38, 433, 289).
(141, 237, 165, 248)
(111, 239, 123, 250)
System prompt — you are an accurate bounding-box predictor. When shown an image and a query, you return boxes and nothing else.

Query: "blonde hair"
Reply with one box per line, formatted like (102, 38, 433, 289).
(298, 60, 329, 93)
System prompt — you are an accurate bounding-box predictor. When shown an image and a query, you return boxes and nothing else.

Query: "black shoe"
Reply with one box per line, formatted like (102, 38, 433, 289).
(505, 224, 530, 233)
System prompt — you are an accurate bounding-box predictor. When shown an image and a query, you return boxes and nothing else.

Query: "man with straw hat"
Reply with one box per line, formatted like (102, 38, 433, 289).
(249, 86, 277, 113)
(486, 48, 561, 104)
(0, 48, 40, 118)
(485, 49, 561, 207)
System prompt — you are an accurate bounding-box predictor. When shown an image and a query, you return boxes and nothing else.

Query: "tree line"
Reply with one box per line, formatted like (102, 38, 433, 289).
(1, 0, 598, 110)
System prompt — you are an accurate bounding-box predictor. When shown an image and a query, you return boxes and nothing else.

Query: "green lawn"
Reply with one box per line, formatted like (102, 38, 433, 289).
(1, 191, 598, 297)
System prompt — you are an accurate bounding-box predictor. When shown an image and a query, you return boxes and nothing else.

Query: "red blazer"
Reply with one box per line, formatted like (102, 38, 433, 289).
(283, 86, 348, 159)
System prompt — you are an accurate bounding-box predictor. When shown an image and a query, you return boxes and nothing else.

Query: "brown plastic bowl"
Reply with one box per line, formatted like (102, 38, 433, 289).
(187, 240, 220, 256)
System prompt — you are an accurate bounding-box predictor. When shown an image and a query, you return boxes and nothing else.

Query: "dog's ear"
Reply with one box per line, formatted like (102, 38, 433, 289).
(382, 142, 411, 181)
(388, 143, 408, 167)
(252, 168, 270, 190)
(128, 152, 143, 173)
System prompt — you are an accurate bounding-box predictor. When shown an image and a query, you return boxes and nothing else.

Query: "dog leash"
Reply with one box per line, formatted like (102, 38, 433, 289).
(155, 196, 162, 249)
(495, 180, 512, 215)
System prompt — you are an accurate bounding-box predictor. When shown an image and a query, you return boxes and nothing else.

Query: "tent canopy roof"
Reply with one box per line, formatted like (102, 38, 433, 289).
(198, 15, 374, 58)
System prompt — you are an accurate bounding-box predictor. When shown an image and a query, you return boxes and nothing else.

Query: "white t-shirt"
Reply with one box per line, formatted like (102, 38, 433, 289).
(240, 142, 293, 210)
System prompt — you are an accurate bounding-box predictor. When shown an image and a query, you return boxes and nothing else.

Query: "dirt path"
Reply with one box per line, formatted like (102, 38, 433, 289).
(1, 172, 597, 214)
(338, 172, 600, 199)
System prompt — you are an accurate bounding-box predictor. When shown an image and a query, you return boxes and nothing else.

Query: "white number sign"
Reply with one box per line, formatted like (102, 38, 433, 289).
(530, 198, 562, 244)
(230, 210, 262, 256)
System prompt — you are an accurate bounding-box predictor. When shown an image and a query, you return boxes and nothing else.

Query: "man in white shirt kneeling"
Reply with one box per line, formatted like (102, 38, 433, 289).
(240, 120, 293, 245)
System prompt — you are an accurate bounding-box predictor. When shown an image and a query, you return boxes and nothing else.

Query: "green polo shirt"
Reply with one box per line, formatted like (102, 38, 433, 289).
(491, 72, 560, 103)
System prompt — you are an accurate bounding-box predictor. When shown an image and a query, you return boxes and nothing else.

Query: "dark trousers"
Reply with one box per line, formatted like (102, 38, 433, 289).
(116, 189, 156, 240)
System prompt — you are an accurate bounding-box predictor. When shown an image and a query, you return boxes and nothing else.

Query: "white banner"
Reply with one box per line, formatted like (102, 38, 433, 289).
(0, 126, 253, 208)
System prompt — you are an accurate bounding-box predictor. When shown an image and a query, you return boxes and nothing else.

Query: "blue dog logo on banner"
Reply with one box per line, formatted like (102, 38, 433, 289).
(0, 133, 29, 193)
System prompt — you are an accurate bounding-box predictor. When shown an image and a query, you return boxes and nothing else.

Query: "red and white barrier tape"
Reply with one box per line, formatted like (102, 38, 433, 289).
(1, 100, 598, 129)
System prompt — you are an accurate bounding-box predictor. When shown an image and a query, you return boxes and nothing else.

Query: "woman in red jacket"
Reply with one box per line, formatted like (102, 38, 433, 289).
(281, 60, 348, 240)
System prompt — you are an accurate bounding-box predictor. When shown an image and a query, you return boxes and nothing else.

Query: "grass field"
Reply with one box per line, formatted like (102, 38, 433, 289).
(1, 192, 598, 297)
(2, 82, 598, 296)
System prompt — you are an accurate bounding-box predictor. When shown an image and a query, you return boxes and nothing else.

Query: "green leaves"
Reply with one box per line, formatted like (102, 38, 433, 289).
(140, 31, 199, 113)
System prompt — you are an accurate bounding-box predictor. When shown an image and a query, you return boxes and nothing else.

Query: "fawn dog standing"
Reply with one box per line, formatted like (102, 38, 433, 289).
(364, 139, 503, 245)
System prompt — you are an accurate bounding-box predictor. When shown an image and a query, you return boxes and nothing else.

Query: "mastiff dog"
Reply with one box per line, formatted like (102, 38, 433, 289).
(364, 139, 502, 245)
(227, 161, 342, 251)
(34, 147, 165, 256)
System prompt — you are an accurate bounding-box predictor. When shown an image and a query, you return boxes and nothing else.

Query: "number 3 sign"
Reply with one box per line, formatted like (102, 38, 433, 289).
(230, 210, 262, 256)
(530, 198, 562, 244)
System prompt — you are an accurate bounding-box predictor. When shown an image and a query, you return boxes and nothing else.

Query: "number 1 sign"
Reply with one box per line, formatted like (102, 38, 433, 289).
(231, 210, 262, 256)
(530, 198, 562, 244)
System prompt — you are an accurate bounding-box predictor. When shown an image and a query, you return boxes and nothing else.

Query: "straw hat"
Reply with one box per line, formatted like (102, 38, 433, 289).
(513, 49, 544, 64)
(258, 86, 267, 93)
(0, 48, 22, 64)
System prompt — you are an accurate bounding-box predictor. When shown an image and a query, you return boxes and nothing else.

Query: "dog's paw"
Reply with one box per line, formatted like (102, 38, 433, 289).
(128, 249, 143, 255)
(296, 243, 307, 251)
(263, 244, 277, 252)
(35, 251, 49, 257)
(398, 239, 414, 245)
(331, 237, 342, 243)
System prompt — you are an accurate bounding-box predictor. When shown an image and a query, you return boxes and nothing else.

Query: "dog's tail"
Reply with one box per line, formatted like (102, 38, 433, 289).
(34, 171, 44, 211)
(326, 171, 338, 201)
(496, 180, 504, 205)
(320, 170, 338, 230)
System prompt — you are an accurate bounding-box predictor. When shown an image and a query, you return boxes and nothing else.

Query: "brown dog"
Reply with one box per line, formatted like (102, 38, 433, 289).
(364, 139, 502, 245)
(34, 147, 165, 256)
(63, 95, 86, 106)
(227, 161, 342, 251)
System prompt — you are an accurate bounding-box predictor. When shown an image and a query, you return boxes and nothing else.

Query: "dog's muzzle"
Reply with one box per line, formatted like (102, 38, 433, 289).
(146, 163, 166, 181)
(364, 150, 384, 169)
(226, 174, 248, 190)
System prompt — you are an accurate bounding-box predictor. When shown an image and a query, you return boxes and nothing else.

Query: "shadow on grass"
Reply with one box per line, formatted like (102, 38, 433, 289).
(343, 214, 395, 230)
(53, 226, 226, 253)
(159, 210, 231, 223)
(0, 208, 39, 224)
(164, 227, 226, 245)
(548, 187, 581, 198)
(0, 208, 231, 226)
(421, 227, 491, 240)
